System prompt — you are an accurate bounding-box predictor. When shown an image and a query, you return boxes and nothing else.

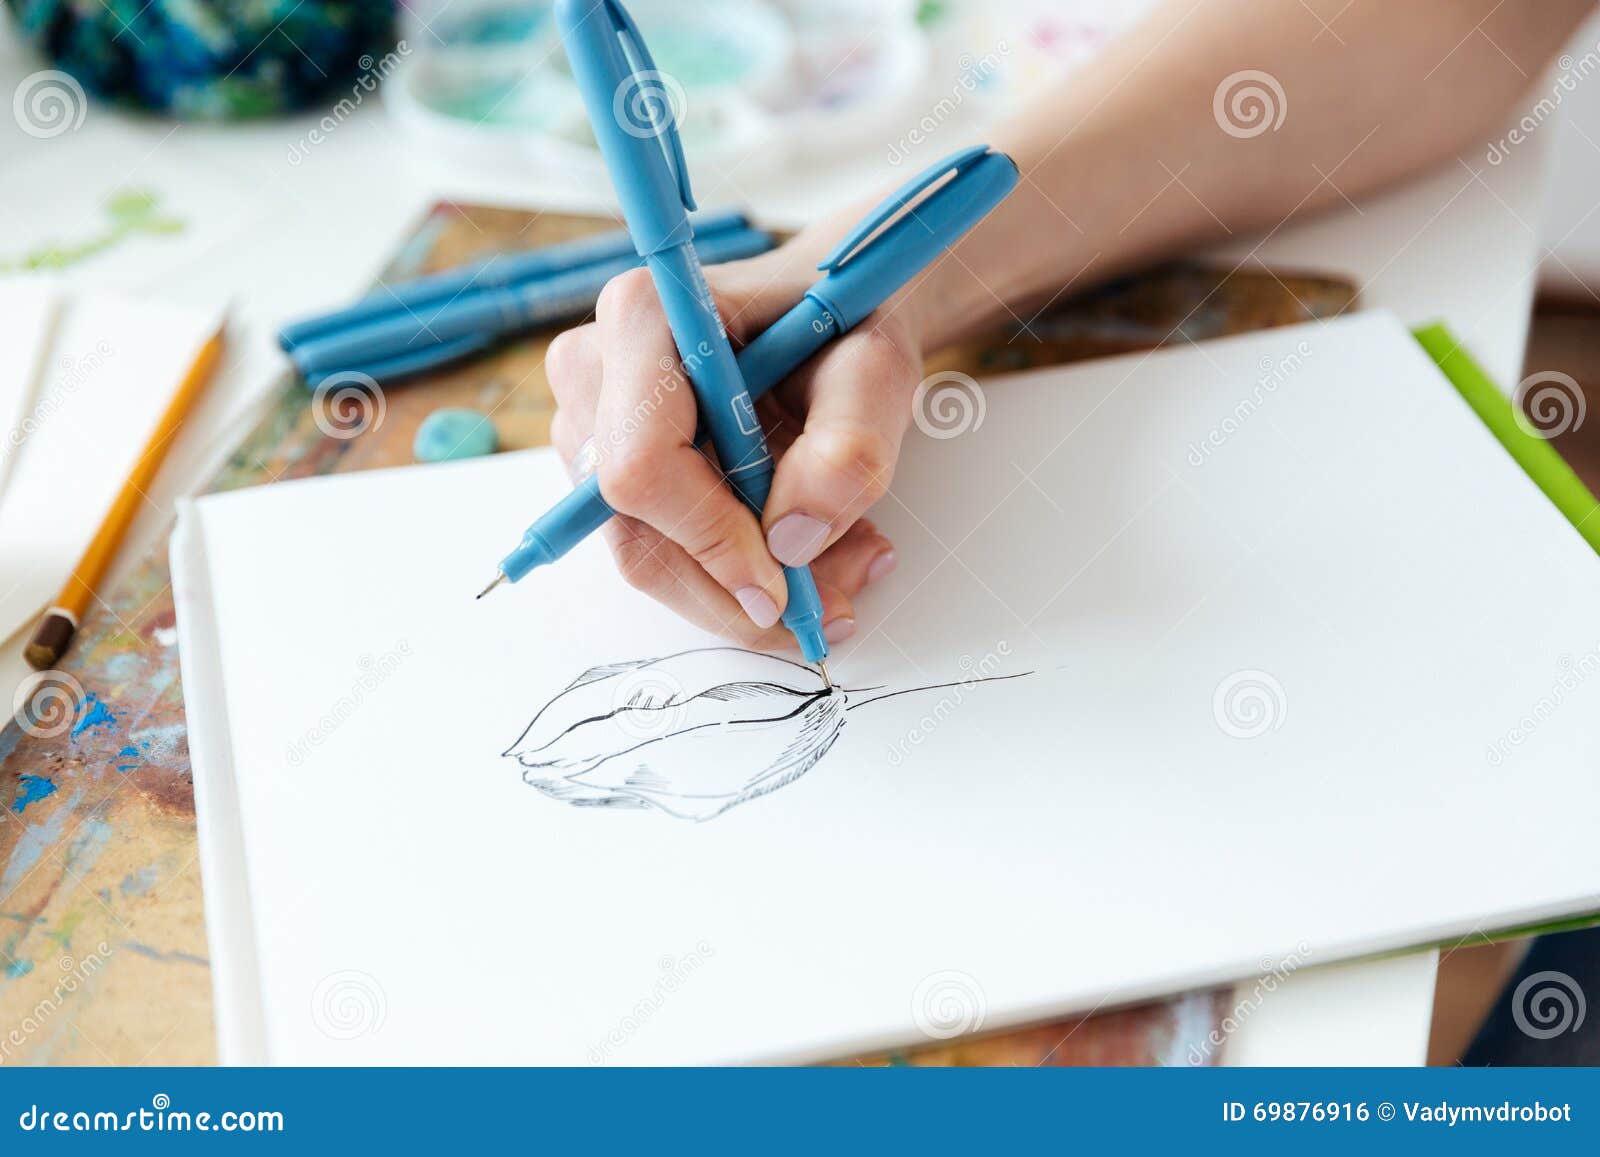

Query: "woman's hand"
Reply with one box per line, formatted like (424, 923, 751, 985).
(546, 247, 923, 651)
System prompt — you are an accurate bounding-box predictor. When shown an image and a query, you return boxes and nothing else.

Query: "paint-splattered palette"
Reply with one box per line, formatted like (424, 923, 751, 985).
(0, 203, 1354, 1065)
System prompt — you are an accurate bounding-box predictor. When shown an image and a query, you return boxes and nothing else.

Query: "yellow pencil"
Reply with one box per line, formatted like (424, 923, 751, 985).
(24, 319, 227, 670)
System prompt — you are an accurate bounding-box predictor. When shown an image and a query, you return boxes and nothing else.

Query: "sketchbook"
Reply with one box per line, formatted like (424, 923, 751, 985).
(173, 311, 1600, 1065)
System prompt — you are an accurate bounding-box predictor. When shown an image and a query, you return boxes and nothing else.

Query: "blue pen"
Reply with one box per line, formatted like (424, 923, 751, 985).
(479, 145, 1020, 652)
(300, 332, 497, 389)
(288, 225, 774, 380)
(487, 0, 835, 675)
(278, 207, 751, 349)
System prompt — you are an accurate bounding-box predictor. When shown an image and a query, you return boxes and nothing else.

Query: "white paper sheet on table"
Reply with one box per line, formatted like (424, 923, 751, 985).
(0, 133, 268, 293)
(172, 310, 1600, 1065)
(0, 292, 222, 642)
(0, 279, 59, 506)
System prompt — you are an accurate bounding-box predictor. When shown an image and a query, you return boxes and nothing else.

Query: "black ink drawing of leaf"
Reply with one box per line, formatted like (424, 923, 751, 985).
(504, 646, 1032, 822)
(504, 647, 847, 821)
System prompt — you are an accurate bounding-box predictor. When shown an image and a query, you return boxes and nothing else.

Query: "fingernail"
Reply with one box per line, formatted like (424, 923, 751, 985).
(866, 549, 898, 584)
(824, 616, 856, 644)
(735, 586, 781, 630)
(767, 513, 831, 567)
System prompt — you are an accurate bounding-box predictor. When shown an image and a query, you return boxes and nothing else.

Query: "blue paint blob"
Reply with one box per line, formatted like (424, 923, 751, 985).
(12, 775, 58, 814)
(4, 959, 32, 979)
(120, 866, 160, 897)
(413, 408, 498, 463)
(70, 693, 117, 738)
(1, 786, 82, 896)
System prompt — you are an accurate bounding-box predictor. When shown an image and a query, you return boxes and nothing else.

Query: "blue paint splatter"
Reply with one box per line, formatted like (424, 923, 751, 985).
(70, 693, 117, 738)
(0, 723, 25, 765)
(0, 787, 83, 896)
(120, 866, 160, 897)
(4, 959, 33, 979)
(63, 821, 113, 874)
(128, 723, 183, 765)
(119, 942, 209, 966)
(12, 774, 57, 814)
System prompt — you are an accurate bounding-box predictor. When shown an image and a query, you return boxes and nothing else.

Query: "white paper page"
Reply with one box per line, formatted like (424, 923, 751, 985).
(0, 293, 221, 641)
(181, 311, 1600, 1065)
(0, 279, 59, 503)
(0, 133, 267, 293)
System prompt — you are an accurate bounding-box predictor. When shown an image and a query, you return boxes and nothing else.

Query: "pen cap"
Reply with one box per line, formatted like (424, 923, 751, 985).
(555, 0, 696, 255)
(810, 149, 1020, 330)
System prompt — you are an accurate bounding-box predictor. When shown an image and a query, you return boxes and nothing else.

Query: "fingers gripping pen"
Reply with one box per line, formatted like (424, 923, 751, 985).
(545, 0, 830, 674)
(480, 145, 1023, 674)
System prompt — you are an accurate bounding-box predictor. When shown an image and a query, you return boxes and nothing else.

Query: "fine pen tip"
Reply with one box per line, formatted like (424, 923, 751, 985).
(475, 572, 507, 600)
(817, 659, 833, 690)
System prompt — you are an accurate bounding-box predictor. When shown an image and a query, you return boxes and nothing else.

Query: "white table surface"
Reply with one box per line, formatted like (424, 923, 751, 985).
(1, 20, 1557, 1066)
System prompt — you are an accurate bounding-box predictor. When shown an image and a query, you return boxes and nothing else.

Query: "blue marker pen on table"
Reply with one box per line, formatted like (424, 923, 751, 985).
(278, 208, 751, 349)
(480, 0, 833, 678)
(287, 225, 774, 381)
(478, 145, 1020, 653)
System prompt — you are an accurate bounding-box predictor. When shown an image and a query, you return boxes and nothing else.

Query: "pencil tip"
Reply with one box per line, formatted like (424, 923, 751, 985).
(817, 659, 833, 690)
(475, 572, 507, 600)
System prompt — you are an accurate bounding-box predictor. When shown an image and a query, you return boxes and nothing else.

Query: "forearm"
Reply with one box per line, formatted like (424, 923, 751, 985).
(795, 0, 1590, 350)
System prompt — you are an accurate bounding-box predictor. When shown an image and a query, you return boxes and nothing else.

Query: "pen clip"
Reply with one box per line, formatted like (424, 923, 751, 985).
(817, 145, 992, 272)
(605, 0, 697, 212)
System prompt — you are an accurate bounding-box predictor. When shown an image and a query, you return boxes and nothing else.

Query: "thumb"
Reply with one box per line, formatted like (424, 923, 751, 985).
(763, 324, 920, 567)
